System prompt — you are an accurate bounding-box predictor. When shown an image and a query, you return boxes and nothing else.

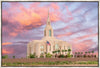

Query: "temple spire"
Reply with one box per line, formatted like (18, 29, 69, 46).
(47, 8, 50, 25)
(48, 8, 49, 19)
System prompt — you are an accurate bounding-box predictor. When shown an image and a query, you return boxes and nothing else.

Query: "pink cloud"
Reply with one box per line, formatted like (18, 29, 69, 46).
(72, 33, 98, 42)
(2, 48, 13, 54)
(57, 32, 72, 38)
(51, 3, 59, 10)
(72, 39, 95, 53)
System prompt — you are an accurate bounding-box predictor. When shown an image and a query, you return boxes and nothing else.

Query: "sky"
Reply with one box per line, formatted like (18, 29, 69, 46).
(2, 2, 98, 58)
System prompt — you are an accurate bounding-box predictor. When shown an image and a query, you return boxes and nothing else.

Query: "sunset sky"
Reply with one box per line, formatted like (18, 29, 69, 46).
(2, 2, 98, 58)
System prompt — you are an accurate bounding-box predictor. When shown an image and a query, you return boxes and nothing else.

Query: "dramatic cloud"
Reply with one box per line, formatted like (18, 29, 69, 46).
(2, 2, 98, 58)
(2, 48, 13, 54)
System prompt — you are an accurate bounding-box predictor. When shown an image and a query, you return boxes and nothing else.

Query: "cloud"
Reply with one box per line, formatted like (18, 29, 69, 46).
(50, 3, 59, 10)
(2, 42, 12, 46)
(57, 32, 72, 38)
(2, 2, 98, 58)
(72, 39, 96, 53)
(9, 32, 18, 37)
(2, 2, 61, 38)
(2, 48, 13, 54)
(72, 33, 97, 42)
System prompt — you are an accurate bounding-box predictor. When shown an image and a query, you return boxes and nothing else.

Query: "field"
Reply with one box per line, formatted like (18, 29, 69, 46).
(2, 58, 98, 66)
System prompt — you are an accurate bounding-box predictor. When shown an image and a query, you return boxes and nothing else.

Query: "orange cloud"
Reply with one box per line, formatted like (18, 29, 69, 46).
(2, 42, 12, 46)
(2, 2, 73, 38)
(57, 32, 72, 38)
(9, 32, 18, 37)
(2, 49, 13, 54)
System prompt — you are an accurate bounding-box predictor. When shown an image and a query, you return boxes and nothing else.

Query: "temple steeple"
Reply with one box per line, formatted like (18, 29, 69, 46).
(47, 8, 51, 25)
(44, 9, 54, 37)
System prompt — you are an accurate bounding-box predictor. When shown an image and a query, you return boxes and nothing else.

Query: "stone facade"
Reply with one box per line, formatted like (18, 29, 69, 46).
(27, 10, 72, 58)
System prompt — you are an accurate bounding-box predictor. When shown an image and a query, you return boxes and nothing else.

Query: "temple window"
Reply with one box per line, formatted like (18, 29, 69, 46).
(40, 51, 44, 54)
(55, 44, 59, 50)
(40, 46, 44, 54)
(40, 46, 44, 51)
(49, 30, 51, 36)
(44, 30, 46, 36)
(68, 46, 70, 49)
(40, 46, 44, 49)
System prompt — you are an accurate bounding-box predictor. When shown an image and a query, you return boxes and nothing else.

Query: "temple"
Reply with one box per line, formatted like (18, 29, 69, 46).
(27, 9, 72, 58)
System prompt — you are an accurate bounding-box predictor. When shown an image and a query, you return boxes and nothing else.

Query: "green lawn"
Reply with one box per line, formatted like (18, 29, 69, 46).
(2, 61, 98, 66)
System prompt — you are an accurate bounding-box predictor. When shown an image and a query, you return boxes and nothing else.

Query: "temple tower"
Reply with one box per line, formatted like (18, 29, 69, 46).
(44, 9, 54, 37)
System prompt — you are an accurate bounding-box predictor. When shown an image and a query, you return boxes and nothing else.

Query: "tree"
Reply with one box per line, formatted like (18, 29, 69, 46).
(55, 51, 57, 54)
(94, 55, 96, 58)
(5, 55, 8, 59)
(62, 50, 65, 54)
(58, 54, 65, 58)
(81, 52, 83, 57)
(2, 55, 8, 59)
(29, 53, 36, 58)
(85, 52, 87, 57)
(92, 51, 94, 57)
(85, 52, 87, 54)
(58, 50, 60, 54)
(67, 53, 71, 58)
(40, 53, 44, 58)
(88, 51, 91, 54)
(52, 51, 55, 54)
(75, 52, 77, 58)
(83, 54, 86, 58)
(46, 53, 52, 58)
(68, 49, 71, 54)
(71, 55, 73, 58)
(81, 52, 83, 54)
(92, 51, 94, 54)
(65, 50, 67, 54)
(13, 56, 15, 59)
(77, 52, 80, 58)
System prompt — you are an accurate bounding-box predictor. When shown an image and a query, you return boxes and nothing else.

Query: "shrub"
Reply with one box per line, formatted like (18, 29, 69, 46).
(2, 55, 8, 59)
(58, 54, 65, 58)
(29, 53, 36, 58)
(13, 56, 15, 59)
(91, 55, 93, 57)
(67, 53, 71, 58)
(83, 54, 86, 58)
(71, 55, 73, 57)
(77, 55, 80, 58)
(88, 55, 91, 58)
(40, 54, 44, 58)
(74, 55, 76, 58)
(94, 55, 96, 58)
(55, 54, 58, 58)
(2, 56, 5, 59)
(46, 53, 52, 58)
(65, 55, 67, 58)
(63, 61, 69, 64)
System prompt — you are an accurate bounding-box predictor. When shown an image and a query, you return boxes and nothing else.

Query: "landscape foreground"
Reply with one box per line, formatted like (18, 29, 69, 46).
(2, 58, 98, 66)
